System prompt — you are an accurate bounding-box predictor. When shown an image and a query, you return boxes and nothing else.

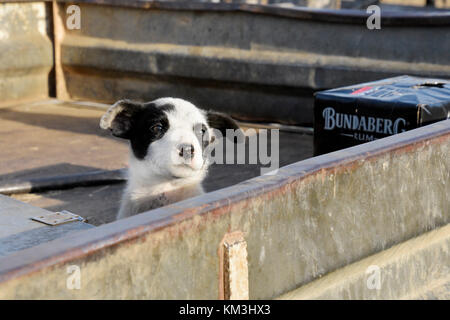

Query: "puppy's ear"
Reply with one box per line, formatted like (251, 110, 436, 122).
(206, 110, 240, 136)
(206, 110, 244, 143)
(100, 100, 143, 139)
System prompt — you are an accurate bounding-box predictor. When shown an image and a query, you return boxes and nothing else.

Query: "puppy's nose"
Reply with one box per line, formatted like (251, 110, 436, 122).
(178, 144, 194, 159)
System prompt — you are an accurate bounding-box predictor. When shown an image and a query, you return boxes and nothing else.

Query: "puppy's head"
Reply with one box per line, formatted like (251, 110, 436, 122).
(100, 97, 239, 179)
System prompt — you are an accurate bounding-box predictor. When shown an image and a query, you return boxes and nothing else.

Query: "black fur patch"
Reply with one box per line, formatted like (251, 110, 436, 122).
(130, 103, 173, 160)
(109, 101, 174, 160)
(206, 111, 240, 137)
(206, 111, 243, 143)
(108, 101, 143, 139)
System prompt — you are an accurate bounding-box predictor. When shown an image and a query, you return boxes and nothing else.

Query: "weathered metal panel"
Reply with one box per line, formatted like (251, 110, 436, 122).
(0, 2, 54, 104)
(278, 223, 450, 300)
(0, 119, 448, 299)
(0, 195, 93, 257)
(0, 194, 55, 238)
(52, 1, 450, 125)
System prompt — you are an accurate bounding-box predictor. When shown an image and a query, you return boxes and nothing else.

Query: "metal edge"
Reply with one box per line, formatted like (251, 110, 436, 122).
(0, 169, 127, 195)
(4, 0, 450, 26)
(0, 119, 449, 284)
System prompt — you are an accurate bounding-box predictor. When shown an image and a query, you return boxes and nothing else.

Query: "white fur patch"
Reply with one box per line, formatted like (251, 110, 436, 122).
(112, 97, 215, 220)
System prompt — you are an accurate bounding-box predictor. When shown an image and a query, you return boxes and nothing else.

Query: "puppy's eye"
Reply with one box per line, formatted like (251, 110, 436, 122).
(151, 124, 163, 134)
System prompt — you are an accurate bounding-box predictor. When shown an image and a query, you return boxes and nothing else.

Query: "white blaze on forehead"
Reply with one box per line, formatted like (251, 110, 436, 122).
(148, 97, 208, 174)
(153, 97, 207, 125)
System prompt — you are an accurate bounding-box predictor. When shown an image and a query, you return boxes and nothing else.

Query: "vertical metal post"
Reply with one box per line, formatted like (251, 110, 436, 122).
(219, 231, 249, 300)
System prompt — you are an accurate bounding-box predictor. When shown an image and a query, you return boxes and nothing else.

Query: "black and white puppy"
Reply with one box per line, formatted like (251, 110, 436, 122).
(100, 97, 239, 219)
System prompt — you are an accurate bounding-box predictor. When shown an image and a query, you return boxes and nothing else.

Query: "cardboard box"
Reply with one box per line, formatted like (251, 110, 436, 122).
(314, 75, 450, 155)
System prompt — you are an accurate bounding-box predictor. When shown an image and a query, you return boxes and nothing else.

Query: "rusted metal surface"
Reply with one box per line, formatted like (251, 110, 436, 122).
(51, 1, 450, 125)
(0, 119, 448, 299)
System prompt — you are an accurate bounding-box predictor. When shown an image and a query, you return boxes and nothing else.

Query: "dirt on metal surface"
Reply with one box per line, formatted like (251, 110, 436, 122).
(0, 99, 128, 180)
